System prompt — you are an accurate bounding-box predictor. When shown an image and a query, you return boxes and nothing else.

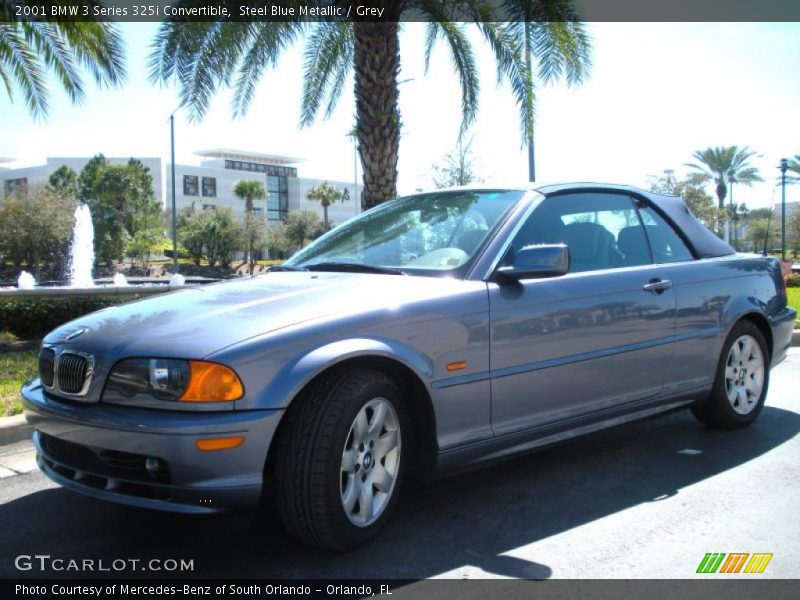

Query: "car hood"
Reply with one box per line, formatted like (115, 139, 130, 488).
(44, 272, 481, 358)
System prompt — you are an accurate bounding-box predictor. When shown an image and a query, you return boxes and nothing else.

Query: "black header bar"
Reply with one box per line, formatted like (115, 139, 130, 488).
(3, 0, 800, 23)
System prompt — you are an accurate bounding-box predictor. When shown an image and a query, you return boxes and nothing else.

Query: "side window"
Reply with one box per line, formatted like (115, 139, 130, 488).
(639, 207, 694, 263)
(505, 193, 652, 273)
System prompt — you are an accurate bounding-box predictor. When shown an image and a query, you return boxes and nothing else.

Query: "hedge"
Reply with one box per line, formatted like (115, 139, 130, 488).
(0, 295, 146, 340)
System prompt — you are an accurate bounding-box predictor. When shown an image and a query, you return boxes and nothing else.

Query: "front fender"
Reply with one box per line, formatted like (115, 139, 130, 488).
(256, 337, 435, 411)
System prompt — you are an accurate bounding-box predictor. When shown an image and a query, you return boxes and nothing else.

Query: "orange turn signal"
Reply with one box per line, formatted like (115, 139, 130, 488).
(195, 436, 245, 451)
(446, 361, 467, 372)
(179, 361, 244, 402)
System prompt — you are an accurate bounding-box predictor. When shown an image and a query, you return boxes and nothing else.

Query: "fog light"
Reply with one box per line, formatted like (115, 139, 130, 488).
(145, 457, 160, 478)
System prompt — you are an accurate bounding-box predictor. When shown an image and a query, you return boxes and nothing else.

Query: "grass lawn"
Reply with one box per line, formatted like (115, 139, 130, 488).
(788, 288, 800, 328)
(0, 350, 37, 417)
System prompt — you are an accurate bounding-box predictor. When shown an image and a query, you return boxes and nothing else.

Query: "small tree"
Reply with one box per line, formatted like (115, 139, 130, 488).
(48, 165, 79, 199)
(787, 209, 800, 258)
(205, 207, 245, 268)
(746, 215, 779, 255)
(78, 156, 159, 265)
(271, 210, 325, 255)
(178, 206, 244, 268)
(177, 206, 205, 265)
(0, 185, 75, 276)
(126, 228, 163, 270)
(306, 181, 343, 231)
(233, 179, 267, 274)
(432, 136, 483, 189)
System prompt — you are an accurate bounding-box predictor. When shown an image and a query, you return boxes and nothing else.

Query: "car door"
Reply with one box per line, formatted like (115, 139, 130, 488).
(488, 192, 677, 437)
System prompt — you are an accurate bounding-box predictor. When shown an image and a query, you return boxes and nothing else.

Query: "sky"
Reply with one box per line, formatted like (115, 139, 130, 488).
(1, 21, 799, 210)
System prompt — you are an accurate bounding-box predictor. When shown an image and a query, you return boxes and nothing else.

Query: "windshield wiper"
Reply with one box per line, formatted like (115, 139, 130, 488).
(303, 262, 406, 275)
(268, 265, 308, 272)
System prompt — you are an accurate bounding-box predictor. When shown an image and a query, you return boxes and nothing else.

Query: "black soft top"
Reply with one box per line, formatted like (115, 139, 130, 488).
(535, 182, 735, 259)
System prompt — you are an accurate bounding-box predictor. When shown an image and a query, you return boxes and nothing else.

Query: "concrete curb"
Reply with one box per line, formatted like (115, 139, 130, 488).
(0, 414, 32, 446)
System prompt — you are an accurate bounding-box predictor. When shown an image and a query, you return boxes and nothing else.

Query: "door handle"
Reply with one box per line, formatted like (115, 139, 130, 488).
(643, 278, 672, 293)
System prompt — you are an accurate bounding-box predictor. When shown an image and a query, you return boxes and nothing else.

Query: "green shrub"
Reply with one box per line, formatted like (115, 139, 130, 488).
(0, 295, 146, 339)
(785, 273, 800, 288)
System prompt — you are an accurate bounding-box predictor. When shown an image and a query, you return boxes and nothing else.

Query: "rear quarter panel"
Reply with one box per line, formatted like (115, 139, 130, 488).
(659, 254, 786, 399)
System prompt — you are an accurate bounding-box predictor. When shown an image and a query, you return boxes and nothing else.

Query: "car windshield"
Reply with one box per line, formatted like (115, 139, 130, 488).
(284, 190, 523, 277)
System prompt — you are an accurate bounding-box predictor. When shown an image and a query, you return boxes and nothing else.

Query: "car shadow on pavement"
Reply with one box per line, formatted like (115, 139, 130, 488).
(1, 405, 798, 580)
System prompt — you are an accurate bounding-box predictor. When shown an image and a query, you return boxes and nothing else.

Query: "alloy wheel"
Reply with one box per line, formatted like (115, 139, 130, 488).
(340, 397, 401, 527)
(724, 334, 765, 415)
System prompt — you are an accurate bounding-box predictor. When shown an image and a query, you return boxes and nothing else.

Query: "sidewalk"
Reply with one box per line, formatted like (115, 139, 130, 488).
(0, 414, 35, 479)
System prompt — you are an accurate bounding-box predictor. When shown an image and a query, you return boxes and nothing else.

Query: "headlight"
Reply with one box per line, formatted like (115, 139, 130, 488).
(105, 358, 244, 403)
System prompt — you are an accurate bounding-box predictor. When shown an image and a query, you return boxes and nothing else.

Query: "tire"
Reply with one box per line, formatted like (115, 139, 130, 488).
(272, 368, 408, 551)
(691, 320, 770, 429)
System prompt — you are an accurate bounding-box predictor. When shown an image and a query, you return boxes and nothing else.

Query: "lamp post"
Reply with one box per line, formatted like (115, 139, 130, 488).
(169, 112, 178, 274)
(780, 158, 788, 261)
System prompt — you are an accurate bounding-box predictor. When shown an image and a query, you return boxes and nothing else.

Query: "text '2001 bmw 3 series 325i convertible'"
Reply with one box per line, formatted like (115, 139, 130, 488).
(22, 183, 796, 550)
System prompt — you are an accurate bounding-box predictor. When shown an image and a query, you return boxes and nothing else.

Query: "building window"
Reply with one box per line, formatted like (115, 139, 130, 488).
(3, 178, 28, 197)
(183, 175, 198, 196)
(223, 160, 297, 178)
(202, 204, 216, 210)
(202, 177, 216, 197)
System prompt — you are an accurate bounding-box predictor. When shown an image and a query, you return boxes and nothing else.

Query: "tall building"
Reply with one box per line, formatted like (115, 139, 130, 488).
(1, 150, 359, 226)
(0, 156, 162, 201)
(164, 149, 359, 225)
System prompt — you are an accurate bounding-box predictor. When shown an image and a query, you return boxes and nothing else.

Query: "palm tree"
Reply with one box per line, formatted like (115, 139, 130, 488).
(306, 180, 343, 232)
(233, 179, 267, 275)
(686, 146, 763, 242)
(1, 3, 125, 119)
(686, 146, 762, 209)
(785, 155, 800, 185)
(149, 1, 590, 209)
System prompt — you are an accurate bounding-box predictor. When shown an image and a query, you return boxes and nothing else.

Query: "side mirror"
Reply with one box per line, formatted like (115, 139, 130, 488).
(495, 244, 570, 281)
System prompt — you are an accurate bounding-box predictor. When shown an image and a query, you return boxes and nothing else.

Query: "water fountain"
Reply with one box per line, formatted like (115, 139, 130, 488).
(3, 204, 204, 299)
(69, 204, 95, 288)
(17, 271, 36, 290)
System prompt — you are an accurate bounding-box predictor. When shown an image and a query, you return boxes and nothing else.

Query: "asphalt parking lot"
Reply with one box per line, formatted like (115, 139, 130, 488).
(1, 348, 798, 580)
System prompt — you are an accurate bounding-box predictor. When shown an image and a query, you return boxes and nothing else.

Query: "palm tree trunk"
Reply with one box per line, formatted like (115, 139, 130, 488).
(715, 179, 729, 243)
(323, 204, 329, 231)
(354, 22, 400, 210)
(246, 198, 254, 275)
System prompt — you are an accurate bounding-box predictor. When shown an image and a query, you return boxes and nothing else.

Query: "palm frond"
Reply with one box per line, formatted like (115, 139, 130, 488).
(423, 22, 440, 74)
(58, 20, 125, 88)
(300, 22, 353, 127)
(150, 17, 305, 121)
(22, 22, 83, 104)
(0, 23, 49, 117)
(416, 1, 480, 136)
(437, 21, 479, 135)
(475, 20, 534, 145)
(1, 9, 124, 121)
(233, 22, 305, 118)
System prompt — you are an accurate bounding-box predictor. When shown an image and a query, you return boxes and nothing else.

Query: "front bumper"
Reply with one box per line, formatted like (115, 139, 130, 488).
(21, 380, 283, 514)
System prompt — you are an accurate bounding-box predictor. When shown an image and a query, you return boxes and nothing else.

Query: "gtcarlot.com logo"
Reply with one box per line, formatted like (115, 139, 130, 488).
(14, 554, 194, 573)
(696, 552, 773, 574)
